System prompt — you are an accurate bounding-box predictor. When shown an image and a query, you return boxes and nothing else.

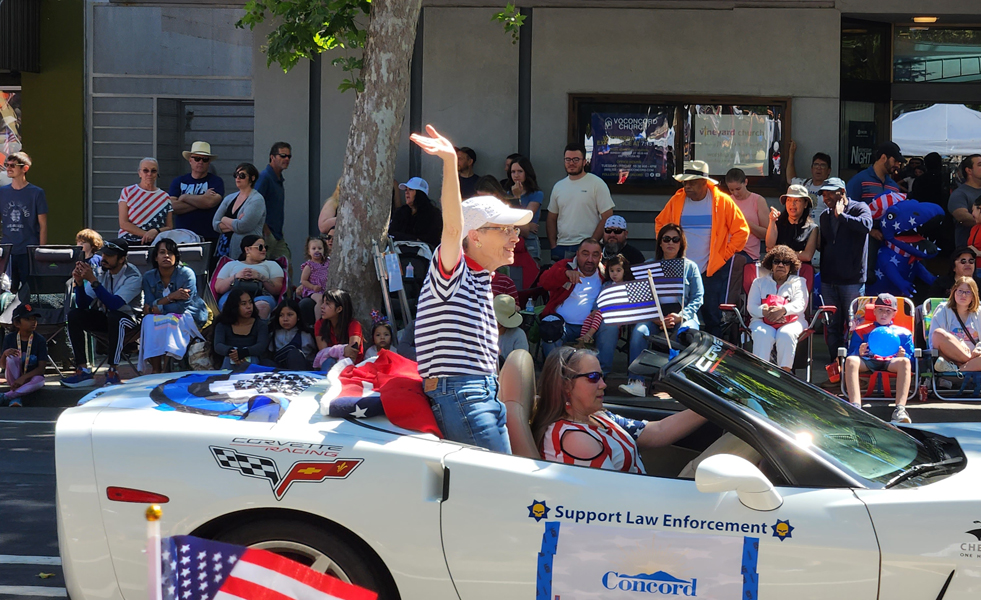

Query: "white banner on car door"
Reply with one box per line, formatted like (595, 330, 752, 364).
(536, 521, 758, 599)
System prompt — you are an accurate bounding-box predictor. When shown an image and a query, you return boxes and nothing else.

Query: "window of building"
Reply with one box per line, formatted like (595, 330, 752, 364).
(570, 95, 789, 195)
(894, 27, 981, 84)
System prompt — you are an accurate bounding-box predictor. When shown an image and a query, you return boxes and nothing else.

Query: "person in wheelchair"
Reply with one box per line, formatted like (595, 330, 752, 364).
(928, 276, 981, 373)
(843, 293, 914, 423)
(530, 346, 705, 473)
(748, 245, 807, 372)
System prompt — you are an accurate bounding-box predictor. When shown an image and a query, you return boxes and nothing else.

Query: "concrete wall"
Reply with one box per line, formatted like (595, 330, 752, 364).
(19, 0, 85, 244)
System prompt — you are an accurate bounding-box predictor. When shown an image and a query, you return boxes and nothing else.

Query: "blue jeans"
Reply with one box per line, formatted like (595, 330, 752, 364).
(541, 323, 583, 358)
(218, 291, 277, 312)
(700, 259, 734, 338)
(820, 281, 865, 362)
(426, 375, 510, 453)
(319, 357, 338, 373)
(550, 245, 579, 262)
(596, 321, 656, 379)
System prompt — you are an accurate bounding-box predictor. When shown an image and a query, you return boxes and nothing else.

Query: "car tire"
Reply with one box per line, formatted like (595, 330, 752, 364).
(214, 518, 399, 600)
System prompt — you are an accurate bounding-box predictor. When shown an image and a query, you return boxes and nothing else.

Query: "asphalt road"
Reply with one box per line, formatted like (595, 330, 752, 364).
(0, 407, 66, 598)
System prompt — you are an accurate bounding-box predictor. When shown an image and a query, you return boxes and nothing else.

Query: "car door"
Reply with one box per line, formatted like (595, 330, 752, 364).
(440, 448, 879, 600)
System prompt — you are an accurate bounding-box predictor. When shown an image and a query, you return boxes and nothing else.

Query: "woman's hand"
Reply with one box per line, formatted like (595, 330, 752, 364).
(768, 207, 780, 222)
(228, 348, 240, 363)
(662, 313, 679, 329)
(1, 348, 18, 360)
(410, 125, 457, 163)
(512, 181, 524, 198)
(141, 228, 159, 245)
(236, 269, 253, 280)
(342, 343, 359, 359)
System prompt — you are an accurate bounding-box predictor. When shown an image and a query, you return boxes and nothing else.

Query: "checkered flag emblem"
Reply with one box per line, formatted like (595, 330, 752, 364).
(211, 446, 280, 489)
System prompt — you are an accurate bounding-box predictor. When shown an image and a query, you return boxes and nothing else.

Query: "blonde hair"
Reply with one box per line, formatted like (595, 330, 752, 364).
(8, 151, 31, 167)
(75, 228, 104, 251)
(949, 276, 980, 313)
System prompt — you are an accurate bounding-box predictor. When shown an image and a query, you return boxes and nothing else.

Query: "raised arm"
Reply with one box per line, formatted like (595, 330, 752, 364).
(410, 125, 462, 273)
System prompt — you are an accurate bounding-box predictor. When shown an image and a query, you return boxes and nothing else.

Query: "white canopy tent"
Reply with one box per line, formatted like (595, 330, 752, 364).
(892, 103, 981, 156)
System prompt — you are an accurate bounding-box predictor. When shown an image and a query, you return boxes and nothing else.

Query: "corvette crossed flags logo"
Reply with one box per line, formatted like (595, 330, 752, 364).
(210, 446, 363, 500)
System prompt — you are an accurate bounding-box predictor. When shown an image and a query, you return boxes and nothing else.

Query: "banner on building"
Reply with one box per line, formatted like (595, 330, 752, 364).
(588, 110, 675, 187)
(848, 121, 876, 169)
(536, 521, 759, 600)
(693, 113, 775, 176)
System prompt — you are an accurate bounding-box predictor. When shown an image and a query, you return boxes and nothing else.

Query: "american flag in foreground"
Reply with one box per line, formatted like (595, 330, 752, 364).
(160, 535, 377, 600)
(596, 259, 686, 325)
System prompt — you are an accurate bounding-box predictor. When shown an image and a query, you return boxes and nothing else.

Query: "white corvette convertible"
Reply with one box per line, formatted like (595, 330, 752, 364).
(57, 331, 981, 600)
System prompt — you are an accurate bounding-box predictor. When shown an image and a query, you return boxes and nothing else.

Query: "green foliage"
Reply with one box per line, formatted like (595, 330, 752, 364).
(236, 0, 371, 85)
(492, 3, 525, 45)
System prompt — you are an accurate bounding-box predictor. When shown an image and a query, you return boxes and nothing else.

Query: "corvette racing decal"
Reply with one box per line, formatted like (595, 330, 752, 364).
(210, 446, 362, 500)
(229, 437, 344, 457)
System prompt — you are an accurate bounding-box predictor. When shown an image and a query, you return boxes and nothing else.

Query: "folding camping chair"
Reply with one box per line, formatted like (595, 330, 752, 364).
(836, 295, 920, 402)
(918, 297, 981, 401)
(22, 245, 84, 374)
(719, 262, 835, 382)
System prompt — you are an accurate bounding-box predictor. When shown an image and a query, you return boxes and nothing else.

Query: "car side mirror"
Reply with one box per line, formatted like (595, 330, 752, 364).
(695, 454, 783, 511)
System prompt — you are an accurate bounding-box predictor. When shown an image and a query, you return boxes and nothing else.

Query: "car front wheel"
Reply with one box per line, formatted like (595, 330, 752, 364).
(214, 518, 398, 599)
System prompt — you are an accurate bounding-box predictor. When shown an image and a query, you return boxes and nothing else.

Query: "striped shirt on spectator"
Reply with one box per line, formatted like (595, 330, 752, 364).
(415, 247, 499, 378)
(491, 272, 519, 302)
(118, 184, 172, 241)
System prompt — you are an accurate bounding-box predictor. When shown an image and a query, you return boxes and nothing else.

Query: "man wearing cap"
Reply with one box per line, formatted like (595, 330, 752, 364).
(843, 292, 914, 423)
(655, 160, 749, 337)
(601, 215, 645, 266)
(61, 239, 143, 388)
(495, 294, 529, 366)
(169, 141, 225, 249)
(547, 143, 615, 262)
(456, 147, 481, 200)
(818, 177, 873, 363)
(255, 142, 293, 266)
(1, 151, 48, 291)
(846, 142, 903, 208)
(539, 238, 605, 356)
(411, 125, 532, 453)
(390, 177, 442, 249)
(765, 184, 818, 263)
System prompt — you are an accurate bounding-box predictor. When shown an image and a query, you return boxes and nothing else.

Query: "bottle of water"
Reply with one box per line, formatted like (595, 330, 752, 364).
(525, 298, 534, 312)
(405, 263, 414, 279)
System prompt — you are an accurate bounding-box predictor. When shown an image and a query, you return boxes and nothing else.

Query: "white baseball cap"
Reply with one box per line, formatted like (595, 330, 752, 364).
(462, 196, 533, 234)
(398, 177, 429, 196)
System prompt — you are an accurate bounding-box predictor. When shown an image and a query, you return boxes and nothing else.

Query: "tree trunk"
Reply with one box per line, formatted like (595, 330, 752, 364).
(328, 0, 422, 327)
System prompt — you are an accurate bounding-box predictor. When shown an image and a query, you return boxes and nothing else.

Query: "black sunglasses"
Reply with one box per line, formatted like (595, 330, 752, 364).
(191, 156, 210, 163)
(235, 171, 248, 180)
(277, 153, 292, 159)
(661, 236, 682, 244)
(772, 259, 795, 266)
(605, 228, 625, 235)
(250, 244, 266, 252)
(572, 371, 604, 383)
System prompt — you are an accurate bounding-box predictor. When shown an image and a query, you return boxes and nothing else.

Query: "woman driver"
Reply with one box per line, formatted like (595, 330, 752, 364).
(531, 346, 706, 472)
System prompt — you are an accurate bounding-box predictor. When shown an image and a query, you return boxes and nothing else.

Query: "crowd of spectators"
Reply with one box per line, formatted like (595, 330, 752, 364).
(6, 132, 981, 432)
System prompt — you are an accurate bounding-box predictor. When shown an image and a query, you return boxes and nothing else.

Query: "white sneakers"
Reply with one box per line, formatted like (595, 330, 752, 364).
(618, 380, 647, 397)
(891, 405, 912, 424)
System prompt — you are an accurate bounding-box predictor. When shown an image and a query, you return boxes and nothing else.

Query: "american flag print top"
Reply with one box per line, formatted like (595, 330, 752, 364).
(541, 411, 647, 474)
(118, 184, 172, 240)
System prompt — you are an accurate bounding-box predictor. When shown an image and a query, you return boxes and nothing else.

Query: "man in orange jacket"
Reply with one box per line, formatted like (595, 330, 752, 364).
(654, 160, 749, 336)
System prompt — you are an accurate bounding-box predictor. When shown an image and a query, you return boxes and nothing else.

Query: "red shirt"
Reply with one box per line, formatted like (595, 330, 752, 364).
(315, 319, 365, 362)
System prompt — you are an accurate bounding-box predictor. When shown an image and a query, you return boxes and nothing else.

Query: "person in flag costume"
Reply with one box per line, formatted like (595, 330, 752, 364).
(410, 125, 532, 453)
(615, 223, 704, 397)
(531, 346, 705, 473)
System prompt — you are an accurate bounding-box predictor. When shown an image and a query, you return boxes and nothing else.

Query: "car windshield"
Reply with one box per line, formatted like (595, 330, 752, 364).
(677, 337, 934, 486)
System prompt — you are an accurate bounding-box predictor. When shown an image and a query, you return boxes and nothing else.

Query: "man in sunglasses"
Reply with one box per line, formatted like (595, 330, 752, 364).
(0, 151, 48, 290)
(62, 239, 143, 388)
(169, 141, 225, 253)
(255, 141, 293, 269)
(600, 215, 644, 266)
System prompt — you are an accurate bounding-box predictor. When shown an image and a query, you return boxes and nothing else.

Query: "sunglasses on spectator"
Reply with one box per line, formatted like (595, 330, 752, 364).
(191, 156, 210, 163)
(772, 259, 794, 266)
(277, 153, 292, 159)
(958, 258, 975, 265)
(235, 171, 248, 180)
(479, 225, 520, 236)
(4, 161, 23, 168)
(250, 244, 266, 251)
(605, 228, 625, 235)
(326, 235, 333, 241)
(140, 168, 158, 174)
(661, 236, 682, 244)
(572, 371, 604, 383)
